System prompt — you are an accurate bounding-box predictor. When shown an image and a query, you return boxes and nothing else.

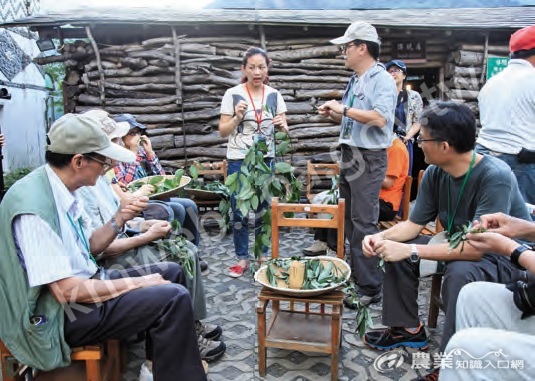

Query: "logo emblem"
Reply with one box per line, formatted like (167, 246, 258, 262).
(373, 349, 407, 372)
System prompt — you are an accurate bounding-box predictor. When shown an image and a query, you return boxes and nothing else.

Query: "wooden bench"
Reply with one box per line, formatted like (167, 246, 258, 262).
(190, 160, 227, 211)
(0, 339, 121, 381)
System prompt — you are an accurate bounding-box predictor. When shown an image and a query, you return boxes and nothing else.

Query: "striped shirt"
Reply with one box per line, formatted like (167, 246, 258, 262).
(13, 165, 97, 287)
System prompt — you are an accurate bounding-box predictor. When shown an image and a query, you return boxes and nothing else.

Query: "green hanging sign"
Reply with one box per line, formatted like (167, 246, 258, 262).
(486, 57, 510, 79)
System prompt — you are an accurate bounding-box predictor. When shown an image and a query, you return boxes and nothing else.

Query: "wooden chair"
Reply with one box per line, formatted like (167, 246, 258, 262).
(306, 161, 339, 203)
(417, 169, 445, 329)
(0, 339, 121, 381)
(190, 160, 227, 211)
(378, 175, 413, 230)
(257, 197, 345, 381)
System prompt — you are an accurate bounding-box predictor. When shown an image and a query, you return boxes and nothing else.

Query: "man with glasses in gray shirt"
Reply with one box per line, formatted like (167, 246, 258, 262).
(318, 20, 397, 306)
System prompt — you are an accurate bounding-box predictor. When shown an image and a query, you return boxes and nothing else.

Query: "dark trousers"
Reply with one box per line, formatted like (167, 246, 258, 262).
(314, 199, 395, 250)
(64, 263, 206, 381)
(382, 236, 524, 352)
(340, 145, 387, 296)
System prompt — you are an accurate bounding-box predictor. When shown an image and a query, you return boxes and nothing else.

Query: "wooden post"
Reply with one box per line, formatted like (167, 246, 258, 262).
(259, 24, 266, 51)
(85, 26, 105, 106)
(480, 32, 489, 84)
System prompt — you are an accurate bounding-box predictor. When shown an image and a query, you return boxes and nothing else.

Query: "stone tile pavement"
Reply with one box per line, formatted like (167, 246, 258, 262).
(120, 223, 445, 381)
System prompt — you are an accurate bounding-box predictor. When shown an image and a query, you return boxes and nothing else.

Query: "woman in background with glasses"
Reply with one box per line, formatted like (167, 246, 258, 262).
(112, 114, 202, 250)
(385, 60, 424, 176)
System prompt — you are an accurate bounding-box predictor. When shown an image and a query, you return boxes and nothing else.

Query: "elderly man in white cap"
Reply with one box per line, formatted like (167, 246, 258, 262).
(317, 21, 397, 307)
(0, 113, 208, 380)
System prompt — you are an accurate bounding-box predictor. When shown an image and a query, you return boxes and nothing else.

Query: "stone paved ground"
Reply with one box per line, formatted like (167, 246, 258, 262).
(120, 221, 445, 381)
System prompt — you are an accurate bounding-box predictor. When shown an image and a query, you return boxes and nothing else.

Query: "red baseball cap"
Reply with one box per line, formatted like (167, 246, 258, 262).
(510, 25, 535, 53)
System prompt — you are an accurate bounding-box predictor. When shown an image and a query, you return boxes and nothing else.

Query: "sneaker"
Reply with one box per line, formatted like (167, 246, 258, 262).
(343, 293, 382, 309)
(414, 368, 439, 381)
(229, 262, 249, 278)
(196, 320, 223, 341)
(302, 240, 328, 256)
(363, 325, 429, 351)
(198, 335, 226, 362)
(139, 361, 153, 381)
(199, 258, 209, 275)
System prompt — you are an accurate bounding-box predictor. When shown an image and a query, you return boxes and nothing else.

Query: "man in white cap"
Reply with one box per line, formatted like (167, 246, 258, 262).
(318, 21, 397, 306)
(0, 113, 207, 380)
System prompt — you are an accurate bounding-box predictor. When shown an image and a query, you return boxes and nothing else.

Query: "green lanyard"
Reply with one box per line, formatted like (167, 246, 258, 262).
(447, 152, 477, 235)
(66, 213, 97, 267)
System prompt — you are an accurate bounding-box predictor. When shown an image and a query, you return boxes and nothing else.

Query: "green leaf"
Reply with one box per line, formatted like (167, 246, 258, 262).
(251, 195, 259, 210)
(239, 202, 249, 218)
(148, 175, 164, 186)
(274, 162, 292, 174)
(225, 172, 238, 187)
(188, 165, 198, 180)
(275, 131, 288, 140)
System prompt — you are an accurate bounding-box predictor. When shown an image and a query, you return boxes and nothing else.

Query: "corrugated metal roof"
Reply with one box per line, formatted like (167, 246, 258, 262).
(1, 1, 534, 29)
(207, 0, 535, 9)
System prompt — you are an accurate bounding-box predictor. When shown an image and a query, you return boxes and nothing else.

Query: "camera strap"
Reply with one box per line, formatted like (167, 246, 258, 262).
(447, 151, 476, 235)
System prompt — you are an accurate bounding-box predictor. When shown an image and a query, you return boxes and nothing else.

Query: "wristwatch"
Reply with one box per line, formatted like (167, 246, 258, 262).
(410, 244, 419, 263)
(343, 106, 349, 117)
(510, 244, 531, 269)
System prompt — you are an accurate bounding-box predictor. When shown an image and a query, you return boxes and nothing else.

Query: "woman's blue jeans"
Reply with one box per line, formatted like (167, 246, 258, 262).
(167, 197, 200, 247)
(227, 159, 271, 260)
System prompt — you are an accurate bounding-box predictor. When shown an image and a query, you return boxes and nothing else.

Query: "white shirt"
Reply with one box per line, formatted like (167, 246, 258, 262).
(220, 84, 287, 160)
(477, 59, 535, 154)
(13, 165, 98, 287)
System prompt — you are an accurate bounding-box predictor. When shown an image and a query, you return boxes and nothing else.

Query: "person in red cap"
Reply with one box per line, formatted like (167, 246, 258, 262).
(476, 25, 535, 206)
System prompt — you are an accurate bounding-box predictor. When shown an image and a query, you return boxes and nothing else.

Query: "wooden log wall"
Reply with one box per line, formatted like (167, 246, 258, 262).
(444, 43, 509, 122)
(39, 35, 354, 177)
(35, 28, 481, 181)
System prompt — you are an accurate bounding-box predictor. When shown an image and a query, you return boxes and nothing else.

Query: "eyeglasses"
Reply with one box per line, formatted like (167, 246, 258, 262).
(84, 155, 114, 172)
(388, 68, 404, 74)
(127, 129, 141, 136)
(340, 42, 356, 53)
(416, 136, 444, 147)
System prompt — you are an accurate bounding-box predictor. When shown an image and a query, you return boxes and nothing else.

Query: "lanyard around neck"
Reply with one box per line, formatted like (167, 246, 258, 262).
(245, 83, 265, 129)
(66, 213, 97, 267)
(447, 152, 477, 234)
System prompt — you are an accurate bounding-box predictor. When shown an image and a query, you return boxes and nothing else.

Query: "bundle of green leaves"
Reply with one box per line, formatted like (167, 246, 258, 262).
(265, 257, 348, 290)
(225, 131, 302, 258)
(151, 219, 195, 278)
(128, 169, 185, 195)
(448, 221, 487, 253)
(344, 282, 373, 338)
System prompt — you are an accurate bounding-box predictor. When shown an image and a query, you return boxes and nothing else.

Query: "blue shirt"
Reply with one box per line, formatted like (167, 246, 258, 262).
(339, 63, 397, 149)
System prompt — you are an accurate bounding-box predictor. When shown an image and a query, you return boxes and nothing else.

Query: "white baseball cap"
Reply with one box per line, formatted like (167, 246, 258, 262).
(330, 21, 381, 45)
(82, 109, 130, 139)
(46, 113, 135, 163)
